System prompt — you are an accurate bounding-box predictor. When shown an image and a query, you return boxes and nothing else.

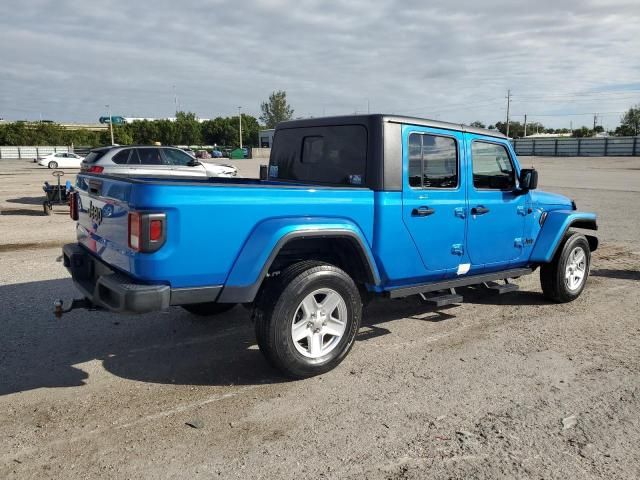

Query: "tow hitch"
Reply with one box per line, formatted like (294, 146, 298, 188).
(53, 298, 102, 318)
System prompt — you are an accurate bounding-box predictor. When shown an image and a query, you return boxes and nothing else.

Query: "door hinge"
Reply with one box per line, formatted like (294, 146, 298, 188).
(454, 207, 466, 219)
(451, 244, 464, 255)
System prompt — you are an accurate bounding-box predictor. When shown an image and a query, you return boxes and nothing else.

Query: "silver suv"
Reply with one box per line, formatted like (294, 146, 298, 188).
(80, 146, 237, 178)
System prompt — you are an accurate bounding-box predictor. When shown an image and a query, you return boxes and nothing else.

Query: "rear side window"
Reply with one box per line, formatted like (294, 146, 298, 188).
(408, 133, 458, 188)
(83, 150, 109, 163)
(111, 149, 131, 164)
(137, 148, 164, 165)
(472, 142, 515, 190)
(128, 149, 141, 164)
(269, 125, 367, 186)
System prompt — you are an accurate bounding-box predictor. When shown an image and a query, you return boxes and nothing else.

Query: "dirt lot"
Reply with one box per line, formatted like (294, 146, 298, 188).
(1, 157, 639, 479)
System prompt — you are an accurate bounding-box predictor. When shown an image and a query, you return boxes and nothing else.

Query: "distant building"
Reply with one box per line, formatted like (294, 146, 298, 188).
(259, 129, 275, 148)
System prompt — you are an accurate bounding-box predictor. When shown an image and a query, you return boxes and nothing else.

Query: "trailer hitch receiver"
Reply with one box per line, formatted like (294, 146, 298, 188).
(54, 298, 100, 318)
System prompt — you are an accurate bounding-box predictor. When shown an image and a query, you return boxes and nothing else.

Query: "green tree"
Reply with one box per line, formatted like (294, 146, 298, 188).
(260, 90, 294, 128)
(175, 111, 202, 145)
(616, 105, 640, 136)
(470, 121, 486, 128)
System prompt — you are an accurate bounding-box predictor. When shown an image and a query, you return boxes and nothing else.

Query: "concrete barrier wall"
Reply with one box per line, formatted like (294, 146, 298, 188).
(513, 136, 639, 156)
(0, 146, 70, 159)
(251, 147, 271, 160)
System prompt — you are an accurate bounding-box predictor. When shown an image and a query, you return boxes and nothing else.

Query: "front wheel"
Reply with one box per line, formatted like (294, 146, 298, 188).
(48, 161, 58, 169)
(541, 233, 591, 302)
(254, 261, 362, 378)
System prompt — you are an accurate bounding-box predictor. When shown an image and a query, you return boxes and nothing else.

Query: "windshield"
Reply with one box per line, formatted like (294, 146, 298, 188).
(269, 125, 367, 186)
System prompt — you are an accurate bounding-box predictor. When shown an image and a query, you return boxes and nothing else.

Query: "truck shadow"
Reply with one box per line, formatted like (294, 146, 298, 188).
(0, 277, 550, 396)
(6, 196, 45, 206)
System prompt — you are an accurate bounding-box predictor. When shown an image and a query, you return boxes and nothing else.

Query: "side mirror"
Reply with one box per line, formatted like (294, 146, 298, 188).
(259, 164, 269, 181)
(187, 159, 200, 167)
(519, 168, 538, 190)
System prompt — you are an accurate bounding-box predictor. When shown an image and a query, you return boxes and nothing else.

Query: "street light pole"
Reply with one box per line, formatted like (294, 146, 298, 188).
(106, 104, 114, 145)
(238, 106, 243, 149)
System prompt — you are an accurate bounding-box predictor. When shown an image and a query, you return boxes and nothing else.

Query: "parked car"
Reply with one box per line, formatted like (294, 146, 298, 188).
(182, 148, 196, 157)
(37, 152, 84, 169)
(211, 149, 223, 158)
(80, 145, 237, 178)
(61, 114, 598, 379)
(195, 150, 211, 159)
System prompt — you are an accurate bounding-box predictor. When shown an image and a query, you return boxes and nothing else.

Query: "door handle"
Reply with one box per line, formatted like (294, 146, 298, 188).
(472, 206, 490, 215)
(412, 206, 435, 217)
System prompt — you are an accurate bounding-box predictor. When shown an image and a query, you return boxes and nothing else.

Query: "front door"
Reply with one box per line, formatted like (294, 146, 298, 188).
(465, 137, 526, 267)
(401, 126, 466, 276)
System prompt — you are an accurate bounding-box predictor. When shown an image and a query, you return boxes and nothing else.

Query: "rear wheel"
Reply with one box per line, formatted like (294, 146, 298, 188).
(541, 233, 590, 302)
(181, 302, 236, 317)
(253, 260, 362, 378)
(48, 161, 58, 169)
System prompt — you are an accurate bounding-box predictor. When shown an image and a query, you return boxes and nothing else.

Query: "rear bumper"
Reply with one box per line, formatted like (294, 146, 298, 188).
(62, 243, 222, 314)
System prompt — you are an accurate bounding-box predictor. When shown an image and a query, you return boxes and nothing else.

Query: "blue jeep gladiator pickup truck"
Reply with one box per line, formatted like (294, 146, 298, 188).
(60, 114, 598, 378)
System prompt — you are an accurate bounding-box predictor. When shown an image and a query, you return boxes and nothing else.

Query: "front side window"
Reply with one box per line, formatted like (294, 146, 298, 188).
(269, 125, 367, 186)
(407, 133, 458, 189)
(162, 148, 194, 166)
(472, 142, 515, 190)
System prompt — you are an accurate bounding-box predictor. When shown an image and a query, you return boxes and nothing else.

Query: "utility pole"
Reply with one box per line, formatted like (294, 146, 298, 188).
(105, 104, 114, 146)
(523, 114, 527, 137)
(505, 89, 511, 137)
(173, 85, 178, 114)
(593, 113, 598, 131)
(367, 99, 370, 114)
(238, 106, 243, 149)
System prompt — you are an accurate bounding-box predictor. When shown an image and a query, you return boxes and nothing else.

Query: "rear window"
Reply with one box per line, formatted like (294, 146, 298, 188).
(83, 150, 109, 163)
(269, 125, 367, 186)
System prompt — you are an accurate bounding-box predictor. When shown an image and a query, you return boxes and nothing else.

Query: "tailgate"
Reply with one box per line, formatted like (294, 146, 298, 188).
(76, 175, 133, 273)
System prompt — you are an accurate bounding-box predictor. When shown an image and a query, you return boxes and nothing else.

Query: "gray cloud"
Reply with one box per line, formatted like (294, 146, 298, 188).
(0, 0, 639, 129)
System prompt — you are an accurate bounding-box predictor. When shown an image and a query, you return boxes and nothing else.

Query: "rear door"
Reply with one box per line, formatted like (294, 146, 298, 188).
(465, 137, 526, 267)
(108, 148, 134, 176)
(401, 125, 466, 276)
(126, 148, 170, 177)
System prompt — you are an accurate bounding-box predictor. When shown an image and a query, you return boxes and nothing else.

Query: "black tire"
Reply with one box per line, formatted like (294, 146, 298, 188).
(181, 302, 236, 317)
(43, 202, 52, 215)
(48, 161, 58, 169)
(541, 233, 590, 303)
(253, 260, 362, 379)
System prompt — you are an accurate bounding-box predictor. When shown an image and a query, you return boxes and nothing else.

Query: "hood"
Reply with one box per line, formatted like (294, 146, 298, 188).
(530, 190, 572, 209)
(202, 163, 237, 176)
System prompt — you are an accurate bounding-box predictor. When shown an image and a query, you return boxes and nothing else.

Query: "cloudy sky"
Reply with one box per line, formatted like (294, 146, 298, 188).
(1, 0, 639, 129)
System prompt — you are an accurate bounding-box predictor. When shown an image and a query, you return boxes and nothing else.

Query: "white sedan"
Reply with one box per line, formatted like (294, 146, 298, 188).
(37, 152, 84, 169)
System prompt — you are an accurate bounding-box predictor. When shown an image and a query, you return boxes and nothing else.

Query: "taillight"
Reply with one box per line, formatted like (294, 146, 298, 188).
(128, 212, 141, 250)
(69, 191, 79, 220)
(87, 165, 104, 173)
(128, 212, 166, 252)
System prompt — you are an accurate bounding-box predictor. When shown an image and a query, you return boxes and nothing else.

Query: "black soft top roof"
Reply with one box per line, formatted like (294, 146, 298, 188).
(277, 114, 507, 140)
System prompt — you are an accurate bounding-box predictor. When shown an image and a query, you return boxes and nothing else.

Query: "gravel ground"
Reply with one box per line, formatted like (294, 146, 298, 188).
(0, 156, 639, 479)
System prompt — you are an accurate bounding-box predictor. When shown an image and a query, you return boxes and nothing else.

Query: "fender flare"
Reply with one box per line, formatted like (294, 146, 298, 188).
(529, 210, 598, 263)
(217, 217, 380, 303)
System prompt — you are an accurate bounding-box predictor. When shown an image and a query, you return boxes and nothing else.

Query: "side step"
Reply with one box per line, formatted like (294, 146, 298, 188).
(484, 280, 519, 295)
(419, 288, 463, 307)
(387, 268, 532, 299)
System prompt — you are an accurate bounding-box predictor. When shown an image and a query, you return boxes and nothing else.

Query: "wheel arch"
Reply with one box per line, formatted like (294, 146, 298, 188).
(530, 210, 598, 263)
(218, 221, 380, 304)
